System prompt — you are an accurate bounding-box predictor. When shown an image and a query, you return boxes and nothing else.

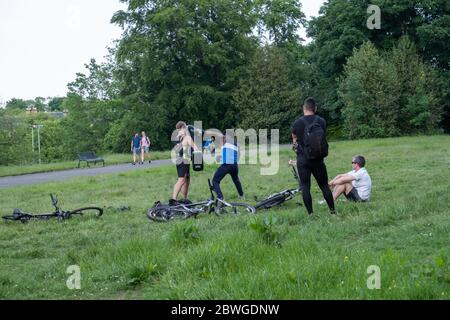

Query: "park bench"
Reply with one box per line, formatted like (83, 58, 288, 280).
(77, 152, 105, 168)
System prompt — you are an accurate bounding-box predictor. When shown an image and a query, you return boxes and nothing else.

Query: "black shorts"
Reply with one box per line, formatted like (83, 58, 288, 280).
(176, 163, 190, 178)
(345, 187, 365, 202)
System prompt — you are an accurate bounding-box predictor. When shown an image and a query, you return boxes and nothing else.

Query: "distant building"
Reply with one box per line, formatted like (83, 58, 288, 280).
(26, 107, 38, 115)
(25, 107, 68, 118)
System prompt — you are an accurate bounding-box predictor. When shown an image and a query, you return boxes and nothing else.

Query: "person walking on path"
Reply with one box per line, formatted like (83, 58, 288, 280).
(131, 133, 141, 165)
(141, 131, 152, 164)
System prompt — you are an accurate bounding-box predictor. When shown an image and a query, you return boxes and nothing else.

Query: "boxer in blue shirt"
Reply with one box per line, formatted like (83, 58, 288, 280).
(212, 132, 244, 200)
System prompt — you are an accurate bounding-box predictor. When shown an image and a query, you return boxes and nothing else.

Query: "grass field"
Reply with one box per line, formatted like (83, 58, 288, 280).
(0, 135, 448, 299)
(0, 151, 172, 177)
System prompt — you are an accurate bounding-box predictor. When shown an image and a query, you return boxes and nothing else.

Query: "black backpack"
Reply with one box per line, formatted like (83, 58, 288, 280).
(301, 117, 328, 160)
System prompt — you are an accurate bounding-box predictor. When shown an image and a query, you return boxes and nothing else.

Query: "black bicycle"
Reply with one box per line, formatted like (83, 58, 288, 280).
(2, 194, 103, 223)
(147, 179, 256, 222)
(254, 166, 302, 211)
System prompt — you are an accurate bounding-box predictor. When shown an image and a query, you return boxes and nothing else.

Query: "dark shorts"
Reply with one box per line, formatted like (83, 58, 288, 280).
(176, 163, 190, 178)
(345, 188, 365, 202)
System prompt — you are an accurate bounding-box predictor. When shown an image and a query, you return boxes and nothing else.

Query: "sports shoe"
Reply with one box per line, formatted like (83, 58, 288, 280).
(149, 160, 152, 164)
(178, 199, 192, 205)
(132, 162, 136, 165)
(169, 199, 179, 206)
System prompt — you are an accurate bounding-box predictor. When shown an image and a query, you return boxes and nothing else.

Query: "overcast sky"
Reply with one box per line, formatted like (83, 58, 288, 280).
(0, 0, 325, 105)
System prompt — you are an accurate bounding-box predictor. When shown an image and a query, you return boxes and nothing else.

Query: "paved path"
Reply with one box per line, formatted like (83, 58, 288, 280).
(0, 160, 173, 189)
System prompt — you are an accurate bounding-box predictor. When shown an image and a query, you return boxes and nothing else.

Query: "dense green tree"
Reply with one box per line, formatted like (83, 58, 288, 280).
(5, 98, 33, 111)
(339, 42, 400, 138)
(339, 40, 442, 139)
(0, 113, 32, 165)
(308, 0, 450, 130)
(233, 46, 301, 141)
(47, 97, 66, 112)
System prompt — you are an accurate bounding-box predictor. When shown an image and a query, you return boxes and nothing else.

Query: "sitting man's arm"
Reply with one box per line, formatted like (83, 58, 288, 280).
(329, 174, 345, 185)
(331, 174, 356, 187)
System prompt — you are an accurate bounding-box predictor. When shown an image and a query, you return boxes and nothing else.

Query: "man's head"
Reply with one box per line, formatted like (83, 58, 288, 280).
(176, 121, 187, 134)
(302, 97, 317, 115)
(352, 155, 366, 170)
(134, 132, 139, 137)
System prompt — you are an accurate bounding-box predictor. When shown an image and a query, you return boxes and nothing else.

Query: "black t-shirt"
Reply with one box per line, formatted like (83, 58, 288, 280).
(291, 115, 327, 157)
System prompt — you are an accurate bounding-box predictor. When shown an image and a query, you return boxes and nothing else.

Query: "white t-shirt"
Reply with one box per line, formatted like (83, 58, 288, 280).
(347, 167, 372, 200)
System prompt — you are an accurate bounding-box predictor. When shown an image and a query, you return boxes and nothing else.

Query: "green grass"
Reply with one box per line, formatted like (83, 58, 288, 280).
(0, 151, 171, 177)
(0, 135, 449, 299)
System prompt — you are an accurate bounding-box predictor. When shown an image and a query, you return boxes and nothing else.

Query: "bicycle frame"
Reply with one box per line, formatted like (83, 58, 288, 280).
(3, 194, 103, 223)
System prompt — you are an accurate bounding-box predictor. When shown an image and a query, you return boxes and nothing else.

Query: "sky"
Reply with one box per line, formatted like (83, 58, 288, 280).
(0, 0, 325, 106)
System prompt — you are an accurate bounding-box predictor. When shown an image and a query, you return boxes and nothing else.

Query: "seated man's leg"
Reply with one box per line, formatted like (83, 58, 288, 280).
(333, 182, 353, 201)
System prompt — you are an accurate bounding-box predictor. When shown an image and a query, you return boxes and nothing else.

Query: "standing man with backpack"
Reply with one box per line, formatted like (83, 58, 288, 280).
(292, 98, 335, 215)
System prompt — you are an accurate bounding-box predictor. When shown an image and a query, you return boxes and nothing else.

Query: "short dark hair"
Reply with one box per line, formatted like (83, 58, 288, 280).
(303, 97, 317, 112)
(353, 155, 366, 167)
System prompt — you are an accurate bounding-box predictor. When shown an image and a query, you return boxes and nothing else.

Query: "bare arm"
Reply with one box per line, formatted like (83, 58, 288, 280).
(292, 133, 297, 144)
(332, 174, 355, 186)
(185, 136, 200, 152)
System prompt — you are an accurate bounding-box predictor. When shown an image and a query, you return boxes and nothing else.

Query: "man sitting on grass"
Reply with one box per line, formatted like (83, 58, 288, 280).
(328, 155, 372, 202)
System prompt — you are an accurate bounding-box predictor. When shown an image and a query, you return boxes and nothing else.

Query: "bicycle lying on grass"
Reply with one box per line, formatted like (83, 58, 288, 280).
(254, 166, 302, 211)
(147, 180, 256, 222)
(2, 194, 103, 224)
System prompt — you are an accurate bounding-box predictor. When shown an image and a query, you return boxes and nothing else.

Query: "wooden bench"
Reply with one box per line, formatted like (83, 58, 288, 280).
(77, 152, 105, 168)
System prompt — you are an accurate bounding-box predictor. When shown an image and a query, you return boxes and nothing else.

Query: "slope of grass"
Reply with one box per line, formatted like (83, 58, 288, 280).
(0, 135, 448, 299)
(0, 151, 171, 177)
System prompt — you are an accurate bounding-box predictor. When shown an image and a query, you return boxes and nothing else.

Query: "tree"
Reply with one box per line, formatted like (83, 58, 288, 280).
(47, 97, 66, 112)
(339, 40, 442, 139)
(110, 0, 307, 149)
(256, 0, 306, 45)
(233, 46, 301, 141)
(390, 37, 442, 133)
(67, 55, 119, 101)
(339, 42, 401, 138)
(307, 0, 450, 130)
(5, 98, 33, 111)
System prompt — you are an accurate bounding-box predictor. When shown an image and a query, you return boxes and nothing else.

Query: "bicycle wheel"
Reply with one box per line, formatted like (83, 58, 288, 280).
(147, 207, 194, 222)
(67, 207, 103, 218)
(255, 193, 290, 210)
(219, 203, 256, 215)
(2, 209, 32, 223)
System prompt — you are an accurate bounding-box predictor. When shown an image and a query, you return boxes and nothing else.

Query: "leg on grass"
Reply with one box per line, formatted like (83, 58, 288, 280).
(311, 162, 335, 213)
(172, 177, 187, 200)
(181, 176, 190, 200)
(230, 165, 244, 197)
(212, 165, 227, 200)
(297, 163, 313, 214)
